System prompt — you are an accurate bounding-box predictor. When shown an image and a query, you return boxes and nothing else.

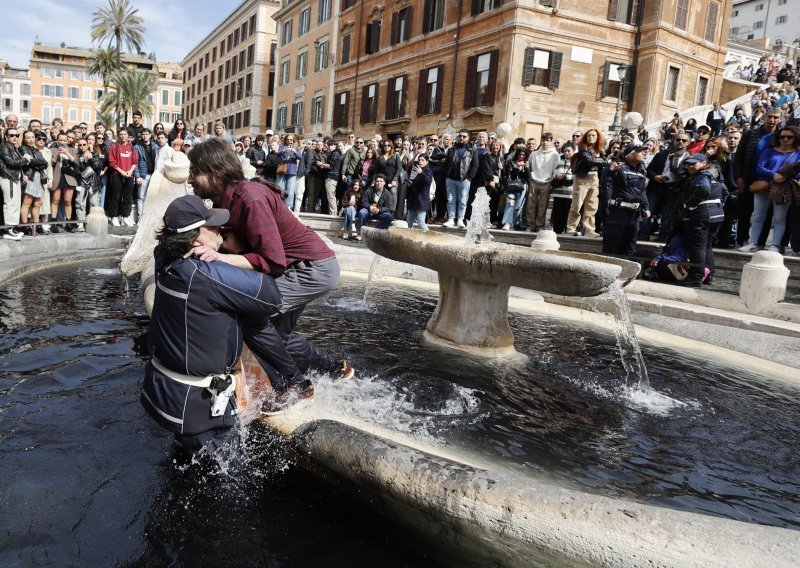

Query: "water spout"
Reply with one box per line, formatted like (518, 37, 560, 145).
(463, 188, 493, 246)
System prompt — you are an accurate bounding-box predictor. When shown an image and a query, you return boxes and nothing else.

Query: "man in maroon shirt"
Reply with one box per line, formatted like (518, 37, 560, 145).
(186, 138, 354, 413)
(107, 128, 138, 226)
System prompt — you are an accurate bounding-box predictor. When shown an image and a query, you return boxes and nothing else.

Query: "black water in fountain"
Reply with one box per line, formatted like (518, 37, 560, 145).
(2, 260, 799, 566)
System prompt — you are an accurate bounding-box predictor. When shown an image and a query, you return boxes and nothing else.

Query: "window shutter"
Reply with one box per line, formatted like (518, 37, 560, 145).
(365, 22, 373, 54)
(548, 52, 563, 90)
(630, 0, 641, 25)
(607, 0, 619, 21)
(391, 12, 399, 45)
(361, 85, 369, 124)
(705, 3, 719, 42)
(371, 21, 381, 53)
(333, 94, 340, 127)
(423, 0, 431, 33)
(485, 50, 499, 105)
(434, 64, 444, 113)
(622, 65, 634, 103)
(417, 69, 427, 115)
(471, 0, 480, 17)
(343, 91, 350, 127)
(406, 7, 414, 41)
(522, 47, 535, 86)
(601, 61, 610, 98)
(463, 55, 477, 109)
(387, 77, 396, 119)
(400, 74, 408, 116)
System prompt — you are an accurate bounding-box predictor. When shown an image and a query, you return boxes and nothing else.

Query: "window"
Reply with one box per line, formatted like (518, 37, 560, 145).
(270, 42, 277, 65)
(391, 8, 413, 45)
(248, 44, 255, 66)
(315, 40, 329, 72)
(246, 73, 252, 95)
(471, 0, 501, 17)
(277, 105, 288, 129)
(318, 0, 332, 24)
(268, 72, 275, 96)
(776, 16, 787, 25)
(297, 52, 308, 79)
(82, 108, 91, 123)
(342, 0, 356, 10)
(754, 21, 764, 29)
(42, 105, 51, 123)
(232, 55, 238, 74)
(41, 84, 64, 98)
(2, 98, 12, 112)
(299, 7, 311, 35)
(95, 89, 103, 101)
(601, 62, 631, 100)
(21, 100, 30, 113)
(360, 83, 378, 124)
(341, 34, 351, 65)
(175, 91, 181, 106)
(464, 51, 499, 108)
(69, 107, 78, 122)
(522, 47, 563, 90)
(291, 100, 304, 126)
(239, 49, 246, 72)
(220, 39, 226, 56)
(365, 20, 382, 54)
(162, 90, 169, 105)
(778, 0, 787, 5)
(282, 20, 293, 45)
(607, 0, 642, 25)
(705, 3, 719, 41)
(386, 75, 407, 120)
(160, 111, 170, 123)
(280, 59, 291, 85)
(226, 60, 231, 79)
(40, 67, 64, 78)
(2, 82, 11, 94)
(423, 0, 445, 33)
(665, 66, 680, 102)
(674, 0, 689, 30)
(417, 65, 443, 115)
(312, 94, 324, 124)
(695, 76, 709, 106)
(21, 84, 30, 96)
(755, 3, 764, 11)
(83, 87, 91, 100)
(70, 69, 83, 80)
(732, 10, 738, 16)
(333, 91, 350, 127)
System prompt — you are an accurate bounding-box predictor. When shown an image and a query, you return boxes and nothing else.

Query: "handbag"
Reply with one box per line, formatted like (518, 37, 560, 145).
(768, 179, 790, 204)
(749, 180, 769, 193)
(276, 162, 288, 175)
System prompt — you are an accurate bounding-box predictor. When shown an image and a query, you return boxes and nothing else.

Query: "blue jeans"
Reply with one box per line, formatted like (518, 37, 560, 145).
(357, 208, 393, 229)
(99, 175, 107, 209)
(277, 174, 296, 209)
(407, 209, 429, 231)
(342, 206, 356, 231)
(750, 192, 788, 246)
(137, 175, 151, 216)
(446, 178, 470, 221)
(501, 190, 526, 226)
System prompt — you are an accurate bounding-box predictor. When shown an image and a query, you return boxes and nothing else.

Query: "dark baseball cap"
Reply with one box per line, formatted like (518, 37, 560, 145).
(163, 195, 229, 233)
(623, 144, 646, 157)
(684, 153, 708, 164)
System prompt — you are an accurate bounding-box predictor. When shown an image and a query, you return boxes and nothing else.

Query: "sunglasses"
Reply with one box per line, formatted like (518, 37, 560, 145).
(676, 138, 690, 142)
(780, 135, 796, 140)
(458, 134, 468, 138)
(6, 133, 19, 138)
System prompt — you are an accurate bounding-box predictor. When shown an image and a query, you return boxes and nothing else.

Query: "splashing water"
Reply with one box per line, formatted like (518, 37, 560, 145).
(583, 282, 650, 391)
(463, 187, 493, 246)
(362, 255, 383, 303)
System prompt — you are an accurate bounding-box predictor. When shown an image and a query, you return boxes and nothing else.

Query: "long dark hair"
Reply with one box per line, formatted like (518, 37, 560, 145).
(168, 116, 188, 141)
(189, 137, 245, 187)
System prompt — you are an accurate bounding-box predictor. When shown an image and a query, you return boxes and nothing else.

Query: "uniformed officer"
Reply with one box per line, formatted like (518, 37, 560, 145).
(602, 144, 651, 256)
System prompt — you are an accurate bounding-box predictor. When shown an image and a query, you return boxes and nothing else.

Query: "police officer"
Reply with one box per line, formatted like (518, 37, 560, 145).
(602, 144, 651, 256)
(141, 195, 288, 453)
(681, 153, 727, 287)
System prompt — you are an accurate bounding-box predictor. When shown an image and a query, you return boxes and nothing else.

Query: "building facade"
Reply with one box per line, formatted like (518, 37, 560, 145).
(729, 0, 800, 46)
(0, 60, 32, 127)
(180, 0, 280, 138)
(27, 44, 181, 130)
(154, 62, 184, 130)
(271, 0, 339, 137)
(270, 0, 731, 141)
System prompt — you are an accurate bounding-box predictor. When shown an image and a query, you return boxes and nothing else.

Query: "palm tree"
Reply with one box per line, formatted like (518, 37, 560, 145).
(90, 0, 146, 69)
(86, 47, 120, 95)
(99, 68, 157, 126)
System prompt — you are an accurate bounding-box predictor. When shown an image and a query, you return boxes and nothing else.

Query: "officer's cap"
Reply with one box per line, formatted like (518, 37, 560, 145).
(164, 195, 229, 233)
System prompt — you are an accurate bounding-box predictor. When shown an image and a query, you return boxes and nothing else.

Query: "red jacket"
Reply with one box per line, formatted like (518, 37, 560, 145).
(108, 142, 137, 176)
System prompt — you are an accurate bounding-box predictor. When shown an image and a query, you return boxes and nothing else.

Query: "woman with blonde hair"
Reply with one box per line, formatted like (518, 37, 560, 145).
(565, 128, 607, 237)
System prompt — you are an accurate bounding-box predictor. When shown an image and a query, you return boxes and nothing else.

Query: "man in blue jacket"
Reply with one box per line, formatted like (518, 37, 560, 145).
(134, 128, 158, 221)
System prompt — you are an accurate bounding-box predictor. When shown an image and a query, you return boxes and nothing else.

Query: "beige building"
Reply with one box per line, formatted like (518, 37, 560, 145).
(271, 0, 731, 141)
(154, 62, 184, 131)
(0, 60, 32, 127)
(271, 0, 338, 137)
(180, 0, 280, 138)
(28, 44, 179, 130)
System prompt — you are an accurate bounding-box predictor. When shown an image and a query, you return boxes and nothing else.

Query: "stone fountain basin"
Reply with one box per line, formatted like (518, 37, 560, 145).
(361, 227, 639, 297)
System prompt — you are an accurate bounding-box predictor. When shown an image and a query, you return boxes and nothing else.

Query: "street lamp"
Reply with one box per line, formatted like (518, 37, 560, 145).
(609, 64, 628, 134)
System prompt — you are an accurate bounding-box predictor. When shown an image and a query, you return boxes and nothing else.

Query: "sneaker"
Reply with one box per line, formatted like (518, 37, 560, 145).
(111, 217, 121, 227)
(738, 243, 757, 253)
(501, 223, 511, 231)
(443, 218, 455, 228)
(354, 234, 362, 241)
(3, 229, 22, 241)
(260, 380, 315, 416)
(766, 245, 780, 253)
(456, 219, 465, 228)
(122, 216, 136, 227)
(566, 230, 579, 236)
(41, 223, 51, 234)
(76, 223, 85, 233)
(333, 360, 355, 381)
(583, 231, 601, 238)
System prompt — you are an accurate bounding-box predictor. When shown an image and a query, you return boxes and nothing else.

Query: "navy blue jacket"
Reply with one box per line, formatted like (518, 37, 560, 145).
(603, 162, 649, 210)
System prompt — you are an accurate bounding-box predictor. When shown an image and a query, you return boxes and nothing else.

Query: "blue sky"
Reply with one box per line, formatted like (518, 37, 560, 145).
(2, 0, 242, 68)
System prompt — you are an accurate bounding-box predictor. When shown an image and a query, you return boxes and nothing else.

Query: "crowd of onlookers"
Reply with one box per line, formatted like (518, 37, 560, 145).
(2, 83, 798, 287)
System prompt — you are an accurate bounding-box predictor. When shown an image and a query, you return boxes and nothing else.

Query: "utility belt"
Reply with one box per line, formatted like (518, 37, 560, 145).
(151, 358, 237, 417)
(609, 199, 640, 210)
(687, 199, 721, 211)
(288, 255, 337, 270)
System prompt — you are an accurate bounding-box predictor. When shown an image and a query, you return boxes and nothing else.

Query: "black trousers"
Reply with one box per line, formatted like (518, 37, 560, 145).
(685, 218, 721, 284)
(602, 206, 640, 256)
(550, 196, 571, 233)
(106, 174, 135, 218)
(716, 194, 738, 247)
